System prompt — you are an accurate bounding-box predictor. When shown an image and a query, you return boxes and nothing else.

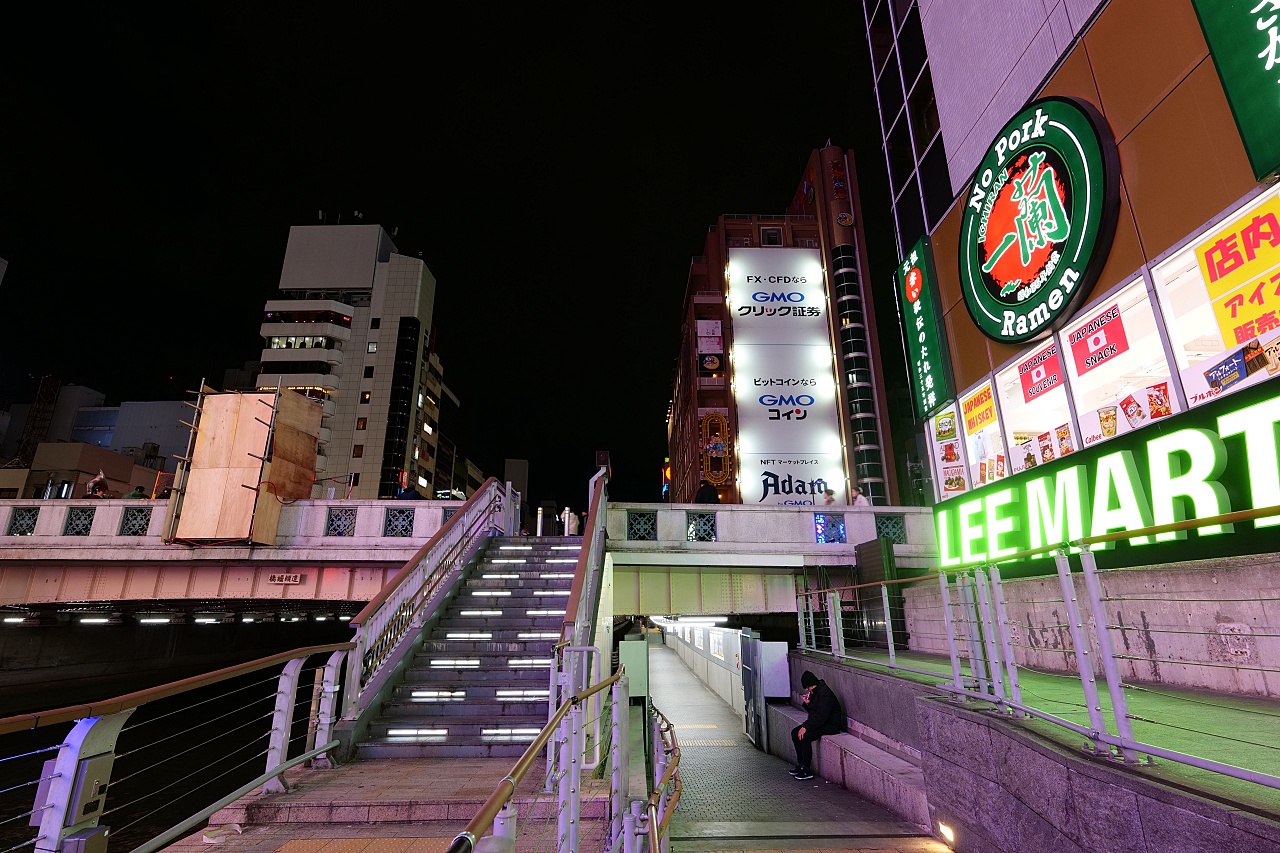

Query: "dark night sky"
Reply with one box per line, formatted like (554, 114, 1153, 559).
(0, 5, 899, 509)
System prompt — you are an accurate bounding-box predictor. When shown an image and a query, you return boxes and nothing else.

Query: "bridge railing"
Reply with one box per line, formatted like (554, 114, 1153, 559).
(798, 503, 1280, 799)
(343, 478, 519, 719)
(0, 642, 354, 853)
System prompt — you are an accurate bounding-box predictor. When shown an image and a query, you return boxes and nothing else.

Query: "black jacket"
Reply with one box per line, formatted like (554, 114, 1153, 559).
(694, 483, 720, 503)
(803, 681, 844, 735)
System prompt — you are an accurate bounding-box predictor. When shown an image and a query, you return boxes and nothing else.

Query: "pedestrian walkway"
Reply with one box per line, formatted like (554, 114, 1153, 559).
(648, 646, 947, 853)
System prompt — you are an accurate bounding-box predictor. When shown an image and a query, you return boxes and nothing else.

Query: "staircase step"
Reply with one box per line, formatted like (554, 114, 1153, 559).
(381, 699, 547, 717)
(423, 639, 559, 654)
(425, 627, 562, 642)
(357, 740, 535, 759)
(403, 665, 552, 683)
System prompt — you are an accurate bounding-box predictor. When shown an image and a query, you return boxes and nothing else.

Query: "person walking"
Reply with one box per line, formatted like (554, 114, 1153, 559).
(694, 479, 720, 503)
(561, 506, 580, 536)
(789, 670, 843, 780)
(123, 485, 148, 499)
(851, 485, 871, 506)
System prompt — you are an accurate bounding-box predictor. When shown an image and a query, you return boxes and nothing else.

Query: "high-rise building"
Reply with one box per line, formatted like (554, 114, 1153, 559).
(255, 225, 450, 499)
(866, 1, 1280, 565)
(667, 146, 897, 505)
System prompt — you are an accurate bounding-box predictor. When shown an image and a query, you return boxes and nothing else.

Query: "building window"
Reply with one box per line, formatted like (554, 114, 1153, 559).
(627, 511, 658, 541)
(360, 391, 371, 404)
(1059, 278, 1177, 449)
(352, 445, 364, 458)
(64, 507, 95, 536)
(761, 227, 783, 246)
(325, 507, 357, 537)
(370, 318, 380, 329)
(120, 507, 152, 537)
(6, 508, 38, 536)
(351, 473, 361, 487)
(356, 418, 367, 430)
(875, 514, 908, 545)
(367, 342, 378, 354)
(686, 511, 717, 542)
(814, 513, 846, 544)
(363, 366, 375, 379)
(383, 508, 415, 537)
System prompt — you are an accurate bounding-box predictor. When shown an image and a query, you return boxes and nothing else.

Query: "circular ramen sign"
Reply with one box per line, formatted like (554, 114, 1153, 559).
(958, 97, 1119, 344)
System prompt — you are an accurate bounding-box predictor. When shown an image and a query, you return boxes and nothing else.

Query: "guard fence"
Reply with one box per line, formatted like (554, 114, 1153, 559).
(798, 503, 1280, 800)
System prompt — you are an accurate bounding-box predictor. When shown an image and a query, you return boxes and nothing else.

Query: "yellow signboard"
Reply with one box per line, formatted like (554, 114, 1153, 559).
(1197, 192, 1280, 347)
(962, 383, 996, 436)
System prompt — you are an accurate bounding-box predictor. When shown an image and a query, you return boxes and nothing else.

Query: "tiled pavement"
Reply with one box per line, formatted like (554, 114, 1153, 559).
(649, 646, 947, 853)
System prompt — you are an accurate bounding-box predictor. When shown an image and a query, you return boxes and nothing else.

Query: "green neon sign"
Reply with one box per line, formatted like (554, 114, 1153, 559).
(935, 378, 1280, 570)
(1193, 0, 1280, 180)
(958, 97, 1120, 344)
(896, 236, 954, 418)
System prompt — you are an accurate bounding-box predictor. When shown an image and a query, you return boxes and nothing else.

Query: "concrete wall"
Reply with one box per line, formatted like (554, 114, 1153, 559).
(903, 554, 1280, 697)
(661, 624, 744, 716)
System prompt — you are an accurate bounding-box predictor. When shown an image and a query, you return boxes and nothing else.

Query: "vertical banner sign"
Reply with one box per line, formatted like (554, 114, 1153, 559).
(897, 236, 954, 418)
(728, 248, 847, 505)
(957, 97, 1120, 344)
(1192, 0, 1280, 180)
(1197, 191, 1280, 348)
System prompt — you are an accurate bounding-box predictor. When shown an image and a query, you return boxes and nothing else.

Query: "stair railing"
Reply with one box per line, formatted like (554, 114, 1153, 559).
(343, 478, 518, 720)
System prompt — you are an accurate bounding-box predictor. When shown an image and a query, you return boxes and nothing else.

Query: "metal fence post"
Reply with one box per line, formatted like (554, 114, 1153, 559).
(1053, 547, 1110, 754)
(494, 800, 517, 839)
(611, 676, 627, 848)
(557, 711, 574, 853)
(880, 583, 896, 668)
(35, 710, 135, 852)
(937, 573, 965, 695)
(311, 649, 347, 768)
(827, 592, 844, 657)
(342, 629, 366, 719)
(973, 568, 1007, 704)
(1077, 544, 1141, 763)
(622, 809, 637, 853)
(263, 657, 306, 794)
(958, 575, 991, 695)
(987, 566, 1024, 716)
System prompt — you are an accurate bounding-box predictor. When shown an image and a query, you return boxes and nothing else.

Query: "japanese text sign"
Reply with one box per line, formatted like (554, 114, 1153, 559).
(896, 235, 954, 419)
(1197, 190, 1280, 346)
(1192, 0, 1280, 180)
(1018, 341, 1064, 403)
(1068, 303, 1129, 375)
(962, 383, 996, 436)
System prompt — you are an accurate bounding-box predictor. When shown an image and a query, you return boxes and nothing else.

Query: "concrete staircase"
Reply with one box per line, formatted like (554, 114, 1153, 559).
(358, 535, 582, 759)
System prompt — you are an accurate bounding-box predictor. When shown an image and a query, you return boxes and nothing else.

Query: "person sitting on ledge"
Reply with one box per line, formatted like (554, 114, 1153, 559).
(789, 670, 843, 781)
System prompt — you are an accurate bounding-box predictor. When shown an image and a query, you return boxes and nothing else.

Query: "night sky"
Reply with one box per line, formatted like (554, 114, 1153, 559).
(0, 6, 898, 510)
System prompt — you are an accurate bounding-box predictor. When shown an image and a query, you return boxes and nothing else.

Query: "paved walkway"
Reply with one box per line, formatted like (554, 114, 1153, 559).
(649, 646, 947, 853)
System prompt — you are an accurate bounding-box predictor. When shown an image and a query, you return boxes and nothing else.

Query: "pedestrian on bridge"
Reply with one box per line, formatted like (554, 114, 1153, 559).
(789, 670, 843, 780)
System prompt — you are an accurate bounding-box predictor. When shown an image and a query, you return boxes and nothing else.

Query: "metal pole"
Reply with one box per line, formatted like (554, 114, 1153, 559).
(972, 568, 1006, 704)
(556, 712, 573, 853)
(311, 649, 347, 768)
(880, 583, 896, 668)
(987, 567, 1024, 716)
(1078, 545, 1140, 763)
(611, 677, 625, 848)
(494, 800, 517, 839)
(958, 575, 991, 695)
(537, 506, 544, 537)
(1053, 548, 1110, 754)
(622, 810, 637, 853)
(263, 657, 305, 793)
(937, 573, 965, 694)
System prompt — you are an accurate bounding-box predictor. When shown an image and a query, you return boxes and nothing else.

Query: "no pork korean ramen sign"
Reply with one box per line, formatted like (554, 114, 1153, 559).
(958, 97, 1120, 344)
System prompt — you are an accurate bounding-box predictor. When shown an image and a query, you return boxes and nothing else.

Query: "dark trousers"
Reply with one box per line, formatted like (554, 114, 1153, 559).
(791, 724, 823, 768)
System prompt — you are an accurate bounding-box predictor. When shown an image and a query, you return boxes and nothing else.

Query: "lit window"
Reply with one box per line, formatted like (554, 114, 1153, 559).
(360, 391, 371, 404)
(367, 342, 378, 353)
(356, 418, 367, 430)
(353, 445, 364, 458)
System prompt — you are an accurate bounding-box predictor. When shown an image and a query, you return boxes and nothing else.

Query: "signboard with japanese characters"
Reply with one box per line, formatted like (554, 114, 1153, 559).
(1067, 303, 1130, 376)
(896, 235, 954, 419)
(1017, 341, 1065, 403)
(728, 248, 846, 505)
(958, 97, 1120, 344)
(1192, 0, 1280, 180)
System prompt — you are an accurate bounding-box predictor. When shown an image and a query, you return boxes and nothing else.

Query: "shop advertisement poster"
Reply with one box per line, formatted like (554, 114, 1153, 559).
(1199, 192, 1280, 349)
(1018, 341, 1064, 404)
(1068, 303, 1129, 376)
(933, 408, 967, 495)
(961, 383, 996, 436)
(1078, 379, 1175, 448)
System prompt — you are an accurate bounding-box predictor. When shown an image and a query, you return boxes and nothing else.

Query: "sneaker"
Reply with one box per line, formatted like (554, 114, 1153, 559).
(794, 769, 815, 780)
(787, 765, 804, 777)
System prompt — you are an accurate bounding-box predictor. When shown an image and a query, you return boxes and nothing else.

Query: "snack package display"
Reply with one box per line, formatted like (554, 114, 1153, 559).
(942, 465, 966, 493)
(935, 412, 957, 441)
(1147, 382, 1172, 419)
(1267, 340, 1280, 376)
(939, 441, 960, 463)
(1120, 394, 1146, 429)
(1243, 339, 1270, 376)
(1056, 424, 1074, 456)
(1099, 405, 1118, 437)
(995, 454, 1006, 478)
(1038, 432, 1055, 463)
(986, 458, 996, 482)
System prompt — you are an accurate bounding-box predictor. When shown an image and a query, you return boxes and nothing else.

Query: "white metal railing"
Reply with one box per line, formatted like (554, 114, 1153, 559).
(798, 503, 1280, 796)
(0, 643, 353, 853)
(343, 478, 519, 717)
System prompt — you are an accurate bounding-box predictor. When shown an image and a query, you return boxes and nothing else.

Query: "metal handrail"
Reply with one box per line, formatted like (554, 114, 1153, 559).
(351, 477, 502, 625)
(447, 668, 624, 853)
(0, 641, 355, 736)
(562, 476, 606, 643)
(646, 707, 681, 853)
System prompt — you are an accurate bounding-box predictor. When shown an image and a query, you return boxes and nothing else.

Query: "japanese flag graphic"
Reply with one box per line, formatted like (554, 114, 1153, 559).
(1030, 364, 1047, 385)
(1070, 304, 1130, 376)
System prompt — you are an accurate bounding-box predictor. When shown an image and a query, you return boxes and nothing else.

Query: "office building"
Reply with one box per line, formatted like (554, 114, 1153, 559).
(668, 146, 896, 505)
(255, 225, 478, 499)
(865, 0, 1280, 563)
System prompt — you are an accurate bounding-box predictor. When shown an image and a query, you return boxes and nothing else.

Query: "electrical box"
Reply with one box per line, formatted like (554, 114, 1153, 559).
(68, 753, 115, 824)
(63, 826, 109, 853)
(757, 642, 790, 698)
(618, 639, 649, 704)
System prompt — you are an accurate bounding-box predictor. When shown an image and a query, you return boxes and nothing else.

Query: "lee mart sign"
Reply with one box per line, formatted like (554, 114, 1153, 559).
(958, 98, 1120, 344)
(935, 379, 1280, 569)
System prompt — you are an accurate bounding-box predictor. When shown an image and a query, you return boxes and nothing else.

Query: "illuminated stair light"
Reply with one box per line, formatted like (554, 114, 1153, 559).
(545, 559, 578, 564)
(139, 617, 172, 624)
(498, 546, 533, 550)
(80, 618, 109, 624)
(460, 610, 503, 616)
(534, 590, 570, 596)
(550, 546, 580, 551)
(483, 573, 520, 579)
(195, 618, 218, 624)
(3, 617, 25, 624)
(411, 690, 465, 701)
(446, 632, 492, 639)
(431, 658, 481, 668)
(526, 609, 566, 616)
(539, 573, 574, 579)
(472, 590, 511, 596)
(387, 728, 448, 741)
(518, 632, 560, 639)
(339, 616, 352, 621)
(482, 727, 540, 741)
(509, 658, 553, 668)
(496, 689, 550, 699)
(490, 559, 527, 564)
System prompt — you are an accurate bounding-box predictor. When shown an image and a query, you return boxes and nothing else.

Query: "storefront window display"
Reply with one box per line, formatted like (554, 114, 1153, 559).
(960, 381, 1007, 487)
(1152, 188, 1280, 409)
(994, 339, 1078, 475)
(1058, 278, 1178, 448)
(928, 406, 969, 498)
